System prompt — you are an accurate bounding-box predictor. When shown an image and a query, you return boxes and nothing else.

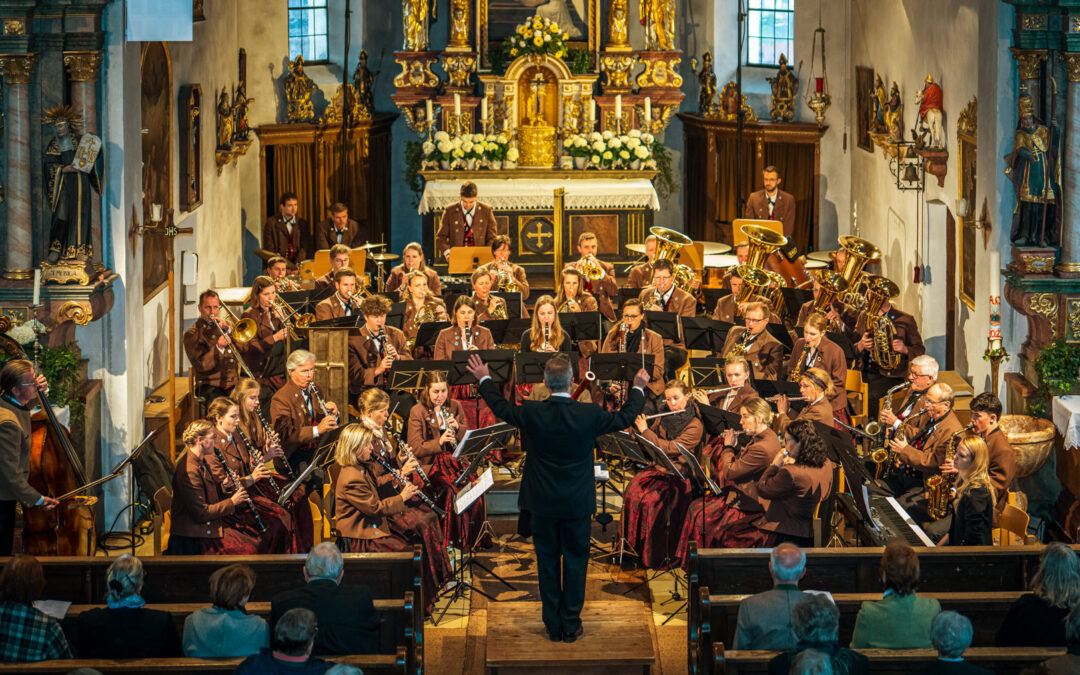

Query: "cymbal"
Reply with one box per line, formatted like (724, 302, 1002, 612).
(806, 250, 835, 263)
(703, 253, 739, 268)
(625, 243, 647, 254)
(370, 253, 400, 262)
(804, 258, 828, 269)
(354, 242, 387, 251)
(700, 241, 732, 255)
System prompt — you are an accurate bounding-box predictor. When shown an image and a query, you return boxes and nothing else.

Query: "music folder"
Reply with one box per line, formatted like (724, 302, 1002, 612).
(644, 310, 681, 343)
(754, 379, 806, 413)
(387, 301, 407, 331)
(678, 444, 721, 495)
(632, 432, 685, 481)
(480, 317, 531, 345)
(414, 321, 452, 351)
(765, 322, 794, 352)
(387, 360, 453, 392)
(697, 404, 741, 437)
(780, 287, 814, 318)
(589, 352, 656, 383)
(687, 357, 727, 388)
(598, 430, 649, 465)
(701, 287, 732, 313)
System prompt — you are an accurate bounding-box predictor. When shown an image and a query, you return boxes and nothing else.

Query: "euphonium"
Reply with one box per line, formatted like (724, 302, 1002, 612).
(926, 424, 975, 520)
(580, 254, 604, 281)
(865, 275, 901, 371)
(650, 226, 698, 292)
(740, 223, 788, 269)
(733, 264, 772, 305)
(836, 235, 881, 311)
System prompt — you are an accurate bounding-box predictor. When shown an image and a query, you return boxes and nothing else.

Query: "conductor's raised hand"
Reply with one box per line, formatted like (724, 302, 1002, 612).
(466, 353, 489, 381)
(632, 368, 650, 390)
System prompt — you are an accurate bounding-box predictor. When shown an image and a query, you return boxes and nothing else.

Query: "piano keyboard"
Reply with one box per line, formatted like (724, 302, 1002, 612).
(869, 495, 936, 547)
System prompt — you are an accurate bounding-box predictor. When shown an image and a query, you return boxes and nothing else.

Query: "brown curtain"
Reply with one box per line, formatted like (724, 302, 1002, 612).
(271, 143, 316, 239)
(763, 142, 815, 254)
(714, 135, 756, 241)
(320, 135, 369, 235)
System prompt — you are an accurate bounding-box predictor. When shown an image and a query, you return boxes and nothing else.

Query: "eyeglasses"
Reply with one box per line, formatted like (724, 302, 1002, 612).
(745, 317, 766, 324)
(622, 313, 642, 320)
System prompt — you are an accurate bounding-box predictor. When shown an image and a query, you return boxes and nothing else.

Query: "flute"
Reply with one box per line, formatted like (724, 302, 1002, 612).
(372, 449, 446, 518)
(642, 408, 688, 420)
(766, 395, 809, 402)
(234, 425, 282, 498)
(212, 447, 267, 533)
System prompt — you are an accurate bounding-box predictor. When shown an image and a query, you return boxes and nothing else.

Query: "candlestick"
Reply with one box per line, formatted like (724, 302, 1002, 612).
(615, 94, 622, 123)
(32, 270, 40, 306)
(645, 97, 652, 125)
(454, 93, 461, 117)
(590, 98, 596, 123)
(425, 99, 433, 124)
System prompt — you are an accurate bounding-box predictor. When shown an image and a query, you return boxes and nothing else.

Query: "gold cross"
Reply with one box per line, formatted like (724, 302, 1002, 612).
(526, 223, 552, 250)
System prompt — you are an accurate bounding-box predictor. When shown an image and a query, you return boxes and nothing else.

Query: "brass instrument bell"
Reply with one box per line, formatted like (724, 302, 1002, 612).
(740, 223, 788, 269)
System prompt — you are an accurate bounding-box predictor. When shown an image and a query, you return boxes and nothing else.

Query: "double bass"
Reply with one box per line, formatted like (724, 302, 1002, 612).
(0, 318, 95, 556)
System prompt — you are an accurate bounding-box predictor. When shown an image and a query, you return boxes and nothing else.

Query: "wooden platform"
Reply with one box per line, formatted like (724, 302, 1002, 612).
(484, 600, 654, 674)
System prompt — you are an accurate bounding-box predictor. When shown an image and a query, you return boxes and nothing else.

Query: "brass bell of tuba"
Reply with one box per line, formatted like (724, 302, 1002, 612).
(650, 226, 698, 292)
(836, 235, 881, 311)
(864, 275, 901, 371)
(740, 223, 788, 269)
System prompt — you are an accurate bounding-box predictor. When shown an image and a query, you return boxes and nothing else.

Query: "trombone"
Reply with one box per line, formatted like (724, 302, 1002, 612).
(272, 295, 315, 341)
(215, 306, 261, 382)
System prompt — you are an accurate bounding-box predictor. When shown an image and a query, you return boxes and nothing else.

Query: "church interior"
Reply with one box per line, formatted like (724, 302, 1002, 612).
(0, 0, 1078, 672)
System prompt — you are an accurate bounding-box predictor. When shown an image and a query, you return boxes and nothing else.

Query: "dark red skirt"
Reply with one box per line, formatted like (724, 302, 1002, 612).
(252, 476, 314, 553)
(833, 407, 852, 428)
(429, 453, 490, 550)
(234, 495, 291, 554)
(620, 467, 692, 570)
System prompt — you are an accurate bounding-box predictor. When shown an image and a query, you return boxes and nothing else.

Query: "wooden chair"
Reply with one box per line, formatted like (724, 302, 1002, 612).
(152, 486, 172, 555)
(995, 504, 1033, 546)
(846, 369, 867, 426)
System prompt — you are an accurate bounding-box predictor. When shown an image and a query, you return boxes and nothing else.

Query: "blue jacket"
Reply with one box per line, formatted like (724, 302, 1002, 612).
(183, 606, 269, 658)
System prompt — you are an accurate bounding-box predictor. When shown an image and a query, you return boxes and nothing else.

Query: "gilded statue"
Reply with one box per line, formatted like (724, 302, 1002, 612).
(528, 72, 549, 125)
(403, 0, 434, 51)
(692, 52, 717, 115)
(217, 87, 234, 149)
(353, 49, 377, 116)
(1005, 85, 1061, 247)
(869, 74, 887, 134)
(448, 0, 470, 49)
(608, 0, 630, 48)
(768, 53, 798, 122)
(232, 82, 253, 141)
(42, 105, 101, 263)
(284, 55, 316, 123)
(884, 81, 903, 144)
(640, 0, 675, 51)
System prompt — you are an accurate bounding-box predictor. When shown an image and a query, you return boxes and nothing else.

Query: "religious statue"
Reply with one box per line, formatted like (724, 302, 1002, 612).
(692, 51, 717, 115)
(884, 81, 903, 144)
(869, 74, 887, 134)
(232, 83, 253, 142)
(768, 53, 799, 122)
(719, 81, 757, 123)
(914, 74, 944, 150)
(217, 87, 235, 149)
(353, 49, 377, 116)
(640, 0, 675, 51)
(608, 0, 630, 48)
(284, 55, 317, 123)
(42, 105, 101, 264)
(1005, 86, 1061, 247)
(403, 0, 434, 52)
(448, 0, 470, 49)
(528, 72, 548, 125)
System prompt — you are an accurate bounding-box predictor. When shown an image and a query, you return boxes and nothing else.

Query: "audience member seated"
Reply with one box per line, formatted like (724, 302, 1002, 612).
(788, 648, 832, 675)
(235, 607, 330, 675)
(0, 554, 72, 663)
(326, 665, 365, 675)
(734, 543, 806, 650)
(183, 563, 269, 657)
(270, 542, 380, 656)
(915, 611, 991, 675)
(767, 593, 869, 675)
(849, 540, 941, 649)
(1024, 604, 1080, 675)
(997, 541, 1080, 647)
(74, 553, 181, 658)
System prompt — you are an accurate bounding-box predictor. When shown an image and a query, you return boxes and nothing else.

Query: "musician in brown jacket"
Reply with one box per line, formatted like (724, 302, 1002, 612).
(236, 277, 289, 397)
(567, 232, 618, 322)
(314, 268, 361, 321)
(184, 290, 239, 403)
(312, 245, 353, 291)
(262, 192, 308, 264)
(601, 298, 665, 398)
(949, 393, 1016, 517)
(878, 354, 937, 434)
(743, 166, 796, 239)
(712, 268, 772, 323)
(854, 296, 926, 415)
(385, 242, 442, 297)
(890, 383, 963, 514)
(314, 203, 364, 251)
(720, 302, 785, 381)
(693, 356, 757, 412)
(349, 295, 412, 394)
(794, 274, 857, 333)
(476, 235, 530, 301)
(786, 313, 847, 419)
(270, 349, 340, 474)
(753, 419, 835, 547)
(470, 268, 509, 322)
(436, 181, 502, 259)
(775, 368, 836, 434)
(627, 235, 658, 288)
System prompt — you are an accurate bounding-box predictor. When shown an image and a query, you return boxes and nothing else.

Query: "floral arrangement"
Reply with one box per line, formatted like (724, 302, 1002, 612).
(423, 131, 519, 169)
(6, 319, 46, 346)
(504, 15, 569, 59)
(564, 129, 657, 169)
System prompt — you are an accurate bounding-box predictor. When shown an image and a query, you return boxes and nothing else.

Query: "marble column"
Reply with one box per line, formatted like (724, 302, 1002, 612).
(1059, 53, 1080, 277)
(0, 54, 38, 280)
(64, 51, 104, 269)
(1011, 48, 1048, 119)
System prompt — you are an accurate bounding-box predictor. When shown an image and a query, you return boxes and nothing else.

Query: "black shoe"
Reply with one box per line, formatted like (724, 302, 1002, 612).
(546, 629, 562, 642)
(563, 626, 584, 643)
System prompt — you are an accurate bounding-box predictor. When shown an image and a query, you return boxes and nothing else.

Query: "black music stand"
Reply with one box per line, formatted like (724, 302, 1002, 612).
(701, 287, 731, 311)
(755, 379, 806, 413)
(414, 321, 451, 353)
(765, 322, 794, 352)
(492, 291, 523, 318)
(682, 318, 733, 354)
(480, 317, 531, 345)
(620, 433, 685, 582)
(697, 405, 741, 437)
(644, 310, 681, 343)
(590, 353, 656, 386)
(309, 316, 362, 329)
(617, 287, 642, 312)
(450, 350, 515, 428)
(515, 351, 580, 384)
(780, 287, 814, 318)
(387, 302, 406, 331)
(687, 357, 727, 389)
(559, 311, 602, 342)
(814, 420, 881, 491)
(280, 289, 326, 313)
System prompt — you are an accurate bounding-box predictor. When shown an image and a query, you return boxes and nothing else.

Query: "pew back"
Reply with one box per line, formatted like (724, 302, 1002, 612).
(0, 649, 407, 673)
(714, 647, 1062, 675)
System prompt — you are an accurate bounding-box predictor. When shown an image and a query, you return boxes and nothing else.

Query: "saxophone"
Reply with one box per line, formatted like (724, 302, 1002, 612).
(865, 381, 910, 442)
(789, 341, 812, 382)
(871, 408, 928, 480)
(926, 424, 975, 520)
(728, 326, 756, 358)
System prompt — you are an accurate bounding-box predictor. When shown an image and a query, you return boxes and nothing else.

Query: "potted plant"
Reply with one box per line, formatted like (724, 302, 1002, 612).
(1028, 338, 1080, 417)
(567, 134, 590, 168)
(484, 133, 510, 169)
(431, 131, 454, 170)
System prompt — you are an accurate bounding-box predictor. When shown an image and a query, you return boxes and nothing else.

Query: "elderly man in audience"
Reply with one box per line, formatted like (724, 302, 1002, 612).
(734, 543, 807, 650)
(270, 542, 380, 656)
(0, 554, 72, 663)
(183, 563, 269, 657)
(766, 593, 869, 674)
(74, 553, 180, 658)
(850, 540, 941, 649)
(1027, 604, 1080, 675)
(236, 607, 331, 674)
(997, 542, 1080, 647)
(915, 611, 991, 675)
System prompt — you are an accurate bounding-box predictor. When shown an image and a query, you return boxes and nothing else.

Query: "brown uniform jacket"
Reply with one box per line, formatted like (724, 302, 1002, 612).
(472, 293, 513, 323)
(984, 426, 1017, 509)
(0, 399, 41, 505)
(436, 201, 501, 256)
(854, 307, 926, 379)
(262, 215, 308, 263)
(312, 271, 335, 291)
(601, 326, 665, 396)
(349, 326, 412, 393)
(556, 292, 598, 314)
(721, 327, 786, 381)
(776, 396, 834, 434)
(638, 414, 704, 472)
(183, 318, 238, 390)
(795, 299, 858, 335)
(402, 297, 448, 343)
(755, 459, 835, 538)
(567, 258, 618, 322)
(785, 337, 848, 412)
(717, 428, 783, 510)
(639, 285, 696, 348)
(476, 261, 530, 301)
(743, 189, 796, 239)
(270, 380, 330, 460)
(895, 411, 964, 477)
(713, 293, 772, 324)
(434, 325, 495, 359)
(236, 306, 283, 386)
(334, 463, 407, 540)
(314, 294, 359, 322)
(406, 401, 468, 469)
(170, 450, 237, 539)
(385, 266, 442, 297)
(314, 218, 364, 251)
(627, 263, 651, 289)
(708, 383, 758, 412)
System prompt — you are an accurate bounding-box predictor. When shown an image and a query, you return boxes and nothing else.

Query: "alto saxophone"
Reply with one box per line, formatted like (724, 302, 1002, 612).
(926, 424, 975, 520)
(789, 341, 812, 382)
(728, 326, 756, 358)
(871, 408, 928, 480)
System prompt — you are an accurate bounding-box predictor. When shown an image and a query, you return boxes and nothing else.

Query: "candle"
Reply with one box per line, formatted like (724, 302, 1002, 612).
(615, 94, 622, 120)
(151, 203, 162, 222)
(454, 93, 461, 117)
(32, 270, 40, 306)
(645, 97, 652, 124)
(989, 250, 1002, 343)
(481, 97, 488, 122)
(816, 77, 824, 93)
(425, 98, 433, 122)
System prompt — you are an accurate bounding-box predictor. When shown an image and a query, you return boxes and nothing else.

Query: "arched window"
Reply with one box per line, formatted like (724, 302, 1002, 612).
(746, 0, 794, 67)
(288, 0, 329, 63)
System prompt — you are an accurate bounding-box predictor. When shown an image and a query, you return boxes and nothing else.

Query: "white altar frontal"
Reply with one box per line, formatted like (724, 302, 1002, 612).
(419, 170, 661, 277)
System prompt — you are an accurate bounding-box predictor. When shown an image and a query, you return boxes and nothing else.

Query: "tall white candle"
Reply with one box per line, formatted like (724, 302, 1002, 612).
(454, 93, 461, 117)
(988, 250, 1002, 343)
(32, 270, 40, 306)
(615, 94, 622, 120)
(645, 97, 652, 123)
(425, 98, 433, 122)
(590, 98, 596, 121)
(481, 97, 488, 122)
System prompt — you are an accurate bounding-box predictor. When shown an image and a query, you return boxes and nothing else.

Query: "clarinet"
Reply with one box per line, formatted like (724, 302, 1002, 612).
(371, 449, 446, 518)
(234, 425, 282, 498)
(383, 423, 431, 486)
(254, 406, 298, 481)
(308, 383, 338, 423)
(212, 447, 267, 532)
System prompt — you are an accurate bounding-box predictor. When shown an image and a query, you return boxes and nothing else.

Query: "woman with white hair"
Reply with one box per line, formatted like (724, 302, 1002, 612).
(915, 611, 989, 674)
(997, 542, 1080, 647)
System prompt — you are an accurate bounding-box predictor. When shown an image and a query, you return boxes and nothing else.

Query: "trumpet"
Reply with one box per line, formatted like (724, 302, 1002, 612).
(580, 254, 604, 281)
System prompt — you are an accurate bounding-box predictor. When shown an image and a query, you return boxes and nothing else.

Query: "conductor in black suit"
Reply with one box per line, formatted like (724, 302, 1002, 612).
(467, 353, 649, 643)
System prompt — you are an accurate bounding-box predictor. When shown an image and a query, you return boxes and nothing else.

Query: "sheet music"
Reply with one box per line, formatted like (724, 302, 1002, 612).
(453, 429, 477, 458)
(594, 462, 609, 481)
(34, 600, 71, 620)
(455, 467, 493, 514)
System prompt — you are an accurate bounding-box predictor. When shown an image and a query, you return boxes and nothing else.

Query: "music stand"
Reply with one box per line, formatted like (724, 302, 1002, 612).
(491, 291, 522, 318)
(701, 287, 731, 311)
(279, 289, 321, 315)
(450, 350, 515, 428)
(414, 321, 451, 353)
(515, 351, 579, 385)
(644, 310, 681, 343)
(480, 317, 531, 346)
(765, 322, 794, 352)
(387, 302, 407, 331)
(697, 405, 741, 437)
(589, 353, 656, 384)
(682, 318, 733, 354)
(559, 311, 602, 342)
(448, 247, 494, 274)
(687, 357, 727, 389)
(814, 420, 880, 490)
(308, 316, 361, 329)
(617, 287, 642, 312)
(780, 287, 814, 319)
(387, 361, 452, 393)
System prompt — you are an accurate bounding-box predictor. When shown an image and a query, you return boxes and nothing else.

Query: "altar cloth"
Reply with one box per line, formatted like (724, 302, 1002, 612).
(418, 177, 660, 214)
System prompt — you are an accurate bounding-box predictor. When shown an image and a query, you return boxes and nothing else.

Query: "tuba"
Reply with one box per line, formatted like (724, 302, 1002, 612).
(733, 264, 772, 306)
(810, 270, 850, 331)
(836, 235, 881, 311)
(741, 223, 788, 269)
(650, 226, 698, 292)
(761, 269, 788, 316)
(864, 275, 901, 371)
(926, 425, 975, 520)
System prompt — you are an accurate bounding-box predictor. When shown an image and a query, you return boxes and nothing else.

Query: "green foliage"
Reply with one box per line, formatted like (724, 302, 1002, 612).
(566, 49, 594, 75)
(1027, 338, 1080, 417)
(651, 143, 679, 200)
(487, 43, 511, 75)
(0, 343, 85, 422)
(402, 140, 425, 207)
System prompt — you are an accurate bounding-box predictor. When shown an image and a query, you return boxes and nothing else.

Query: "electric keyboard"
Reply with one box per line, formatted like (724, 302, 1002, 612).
(868, 495, 936, 547)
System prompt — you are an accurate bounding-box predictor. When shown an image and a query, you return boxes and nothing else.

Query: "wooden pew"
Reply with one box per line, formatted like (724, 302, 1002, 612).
(0, 649, 407, 673)
(713, 646, 1062, 675)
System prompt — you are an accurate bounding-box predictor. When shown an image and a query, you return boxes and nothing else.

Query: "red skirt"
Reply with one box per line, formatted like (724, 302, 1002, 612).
(429, 452, 491, 550)
(252, 476, 314, 553)
(198, 501, 288, 555)
(833, 407, 852, 428)
(620, 467, 692, 570)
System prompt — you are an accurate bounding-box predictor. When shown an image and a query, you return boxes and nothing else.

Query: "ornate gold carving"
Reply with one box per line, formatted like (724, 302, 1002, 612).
(1022, 13, 1047, 31)
(2, 20, 25, 35)
(1020, 253, 1056, 274)
(638, 102, 676, 135)
(518, 124, 557, 167)
(603, 109, 630, 133)
(606, 0, 632, 51)
(446, 110, 472, 136)
(39, 260, 89, 285)
(56, 301, 92, 326)
(600, 53, 636, 90)
(1029, 293, 1059, 338)
(1068, 299, 1080, 342)
(1072, 16, 1080, 33)
(641, 0, 676, 51)
(636, 54, 683, 89)
(403, 0, 432, 51)
(442, 52, 476, 89)
(718, 81, 757, 123)
(63, 51, 103, 83)
(284, 55, 317, 123)
(1011, 48, 1048, 81)
(1063, 53, 1080, 83)
(393, 54, 440, 89)
(957, 97, 977, 137)
(320, 84, 370, 125)
(447, 0, 470, 51)
(0, 54, 37, 86)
